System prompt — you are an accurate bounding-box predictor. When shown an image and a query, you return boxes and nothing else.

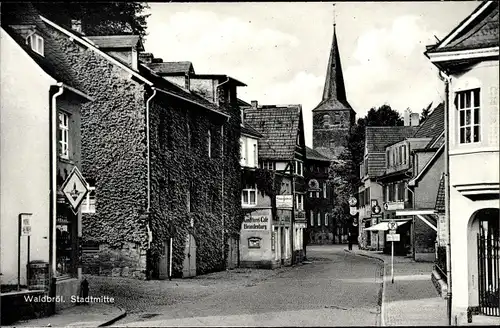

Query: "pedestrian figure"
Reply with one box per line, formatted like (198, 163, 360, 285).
(348, 232, 352, 250)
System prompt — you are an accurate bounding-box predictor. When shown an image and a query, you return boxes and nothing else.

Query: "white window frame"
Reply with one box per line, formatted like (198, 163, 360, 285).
(240, 140, 246, 164)
(242, 186, 257, 207)
(324, 213, 328, 226)
(261, 161, 275, 170)
(310, 210, 314, 226)
(317, 212, 321, 226)
(253, 143, 257, 167)
(58, 111, 69, 159)
(322, 182, 327, 198)
(81, 183, 96, 214)
(207, 130, 212, 158)
(30, 33, 44, 56)
(294, 160, 303, 176)
(295, 194, 303, 211)
(456, 88, 481, 144)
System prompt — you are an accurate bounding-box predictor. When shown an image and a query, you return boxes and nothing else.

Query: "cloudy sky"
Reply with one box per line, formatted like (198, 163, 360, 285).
(143, 1, 479, 147)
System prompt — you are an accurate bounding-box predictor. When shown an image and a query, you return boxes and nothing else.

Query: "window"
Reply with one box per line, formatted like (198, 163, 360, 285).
(207, 130, 211, 157)
(324, 213, 328, 226)
(240, 140, 246, 163)
(317, 212, 321, 226)
(240, 108, 244, 126)
(398, 147, 402, 165)
(58, 112, 69, 159)
(310, 210, 314, 226)
(334, 113, 340, 125)
(402, 145, 407, 164)
(56, 204, 75, 277)
(261, 161, 275, 170)
(81, 179, 96, 214)
(365, 187, 370, 205)
(294, 161, 303, 176)
(323, 182, 327, 198)
(295, 194, 303, 211)
(315, 191, 320, 198)
(392, 151, 396, 167)
(30, 33, 44, 56)
(253, 143, 257, 167)
(456, 88, 480, 144)
(242, 186, 257, 206)
(385, 185, 390, 202)
(386, 150, 390, 167)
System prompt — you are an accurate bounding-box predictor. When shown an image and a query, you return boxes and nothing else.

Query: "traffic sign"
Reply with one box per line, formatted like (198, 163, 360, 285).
(372, 205, 381, 214)
(349, 206, 358, 216)
(387, 234, 400, 242)
(388, 220, 397, 230)
(20, 213, 32, 236)
(61, 167, 89, 212)
(348, 196, 357, 207)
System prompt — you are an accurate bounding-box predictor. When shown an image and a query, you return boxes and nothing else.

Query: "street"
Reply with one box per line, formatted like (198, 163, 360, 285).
(113, 245, 383, 327)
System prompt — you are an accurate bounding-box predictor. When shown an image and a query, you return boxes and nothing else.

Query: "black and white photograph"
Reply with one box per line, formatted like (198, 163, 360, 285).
(0, 1, 498, 326)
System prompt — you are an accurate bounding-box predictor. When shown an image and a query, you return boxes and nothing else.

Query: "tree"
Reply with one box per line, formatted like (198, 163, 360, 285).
(420, 102, 433, 123)
(32, 2, 150, 40)
(329, 104, 404, 230)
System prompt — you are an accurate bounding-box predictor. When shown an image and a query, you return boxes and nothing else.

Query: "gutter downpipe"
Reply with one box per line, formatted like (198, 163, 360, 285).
(146, 87, 157, 250)
(216, 78, 230, 268)
(49, 83, 64, 304)
(439, 69, 452, 326)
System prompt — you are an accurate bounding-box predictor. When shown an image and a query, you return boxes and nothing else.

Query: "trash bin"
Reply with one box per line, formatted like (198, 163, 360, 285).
(28, 261, 49, 291)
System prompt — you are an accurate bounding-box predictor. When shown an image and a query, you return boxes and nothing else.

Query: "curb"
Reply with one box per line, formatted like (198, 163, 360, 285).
(98, 306, 127, 327)
(344, 249, 386, 327)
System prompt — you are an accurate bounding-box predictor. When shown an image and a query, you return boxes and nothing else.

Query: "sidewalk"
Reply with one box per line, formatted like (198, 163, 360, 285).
(345, 248, 447, 326)
(7, 302, 125, 327)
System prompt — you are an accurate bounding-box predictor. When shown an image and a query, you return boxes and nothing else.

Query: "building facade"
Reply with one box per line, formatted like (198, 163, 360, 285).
(1, 5, 93, 314)
(425, 0, 499, 323)
(243, 101, 307, 267)
(305, 147, 337, 244)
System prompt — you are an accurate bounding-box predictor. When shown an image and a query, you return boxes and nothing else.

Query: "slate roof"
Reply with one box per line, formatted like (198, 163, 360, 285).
(1, 3, 83, 92)
(412, 102, 445, 148)
(435, 175, 445, 213)
(313, 25, 353, 112)
(365, 126, 420, 152)
(85, 35, 144, 51)
(367, 153, 387, 177)
(244, 106, 302, 160)
(146, 61, 195, 75)
(427, 1, 498, 53)
(241, 122, 263, 138)
(306, 146, 331, 162)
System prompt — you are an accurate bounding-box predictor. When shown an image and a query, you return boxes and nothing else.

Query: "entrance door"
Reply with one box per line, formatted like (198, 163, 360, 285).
(158, 240, 169, 280)
(226, 237, 239, 269)
(477, 212, 499, 316)
(182, 234, 196, 278)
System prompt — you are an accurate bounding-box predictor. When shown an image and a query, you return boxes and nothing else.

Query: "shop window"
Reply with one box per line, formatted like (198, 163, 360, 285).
(56, 204, 76, 277)
(456, 88, 481, 144)
(58, 111, 69, 159)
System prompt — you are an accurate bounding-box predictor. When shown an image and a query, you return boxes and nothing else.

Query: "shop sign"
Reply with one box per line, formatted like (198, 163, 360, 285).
(387, 234, 400, 242)
(383, 202, 405, 211)
(243, 213, 270, 230)
(276, 195, 293, 208)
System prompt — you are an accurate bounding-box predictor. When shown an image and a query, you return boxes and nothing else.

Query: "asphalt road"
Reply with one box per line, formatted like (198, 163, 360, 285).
(114, 245, 383, 327)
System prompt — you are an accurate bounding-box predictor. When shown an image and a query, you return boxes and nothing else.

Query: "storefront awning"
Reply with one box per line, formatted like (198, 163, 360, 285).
(364, 220, 411, 231)
(395, 209, 438, 232)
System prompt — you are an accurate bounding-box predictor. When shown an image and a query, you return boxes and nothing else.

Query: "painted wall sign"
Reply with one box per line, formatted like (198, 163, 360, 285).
(243, 214, 270, 230)
(276, 195, 293, 208)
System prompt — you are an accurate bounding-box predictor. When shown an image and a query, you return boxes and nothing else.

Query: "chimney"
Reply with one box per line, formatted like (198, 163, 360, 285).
(139, 52, 154, 64)
(251, 100, 258, 109)
(404, 108, 410, 126)
(71, 19, 83, 34)
(410, 113, 420, 126)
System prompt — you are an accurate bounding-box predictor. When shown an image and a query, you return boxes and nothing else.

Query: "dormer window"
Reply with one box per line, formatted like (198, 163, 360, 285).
(30, 33, 44, 56)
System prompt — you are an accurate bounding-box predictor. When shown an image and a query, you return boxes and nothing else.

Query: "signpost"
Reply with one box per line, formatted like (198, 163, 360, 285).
(18, 213, 32, 291)
(388, 220, 398, 283)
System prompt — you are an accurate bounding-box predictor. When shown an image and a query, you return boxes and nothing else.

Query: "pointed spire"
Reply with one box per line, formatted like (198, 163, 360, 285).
(313, 4, 351, 112)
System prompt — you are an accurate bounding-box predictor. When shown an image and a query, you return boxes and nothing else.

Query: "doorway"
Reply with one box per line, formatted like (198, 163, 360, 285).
(182, 234, 196, 278)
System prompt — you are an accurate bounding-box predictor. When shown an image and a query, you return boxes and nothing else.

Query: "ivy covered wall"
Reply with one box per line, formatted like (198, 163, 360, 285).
(46, 27, 151, 278)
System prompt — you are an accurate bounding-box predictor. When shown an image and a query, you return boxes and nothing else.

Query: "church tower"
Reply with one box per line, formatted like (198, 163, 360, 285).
(312, 18, 356, 160)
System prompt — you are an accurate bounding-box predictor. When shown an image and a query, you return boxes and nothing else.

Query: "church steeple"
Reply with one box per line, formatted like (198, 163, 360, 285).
(313, 9, 352, 112)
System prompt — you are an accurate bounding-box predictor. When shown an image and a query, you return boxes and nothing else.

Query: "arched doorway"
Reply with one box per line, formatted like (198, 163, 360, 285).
(472, 208, 499, 316)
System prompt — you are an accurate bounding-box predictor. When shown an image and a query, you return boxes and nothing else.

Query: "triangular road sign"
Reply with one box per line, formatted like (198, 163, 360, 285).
(61, 167, 89, 212)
